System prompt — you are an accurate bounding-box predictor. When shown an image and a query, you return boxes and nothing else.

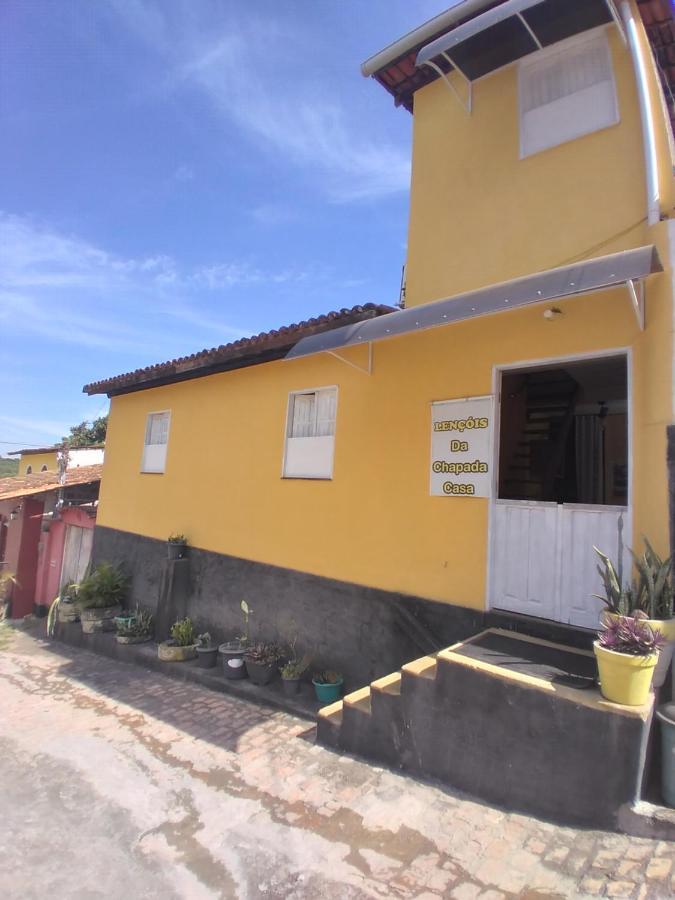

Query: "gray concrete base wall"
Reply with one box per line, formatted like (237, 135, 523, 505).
(92, 525, 484, 689)
(329, 654, 653, 828)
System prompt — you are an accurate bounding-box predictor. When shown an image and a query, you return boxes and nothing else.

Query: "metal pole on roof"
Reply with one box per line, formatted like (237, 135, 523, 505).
(621, 1, 661, 226)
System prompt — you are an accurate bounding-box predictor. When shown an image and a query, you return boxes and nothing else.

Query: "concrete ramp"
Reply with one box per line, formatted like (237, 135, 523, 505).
(318, 629, 653, 827)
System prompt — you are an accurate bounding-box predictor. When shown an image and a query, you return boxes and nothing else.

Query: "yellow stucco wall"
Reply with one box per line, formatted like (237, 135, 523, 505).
(405, 16, 675, 307)
(96, 9, 675, 612)
(98, 240, 673, 609)
(19, 451, 57, 475)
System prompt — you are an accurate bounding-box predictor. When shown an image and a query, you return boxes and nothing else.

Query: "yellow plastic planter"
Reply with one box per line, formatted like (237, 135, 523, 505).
(604, 615, 675, 688)
(594, 642, 658, 706)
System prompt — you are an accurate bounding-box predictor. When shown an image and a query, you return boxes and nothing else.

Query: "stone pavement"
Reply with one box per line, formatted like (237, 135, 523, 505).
(0, 623, 673, 900)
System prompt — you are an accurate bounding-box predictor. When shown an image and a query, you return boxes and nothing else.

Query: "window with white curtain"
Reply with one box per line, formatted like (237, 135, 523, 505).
(141, 410, 171, 473)
(519, 31, 619, 159)
(283, 387, 337, 478)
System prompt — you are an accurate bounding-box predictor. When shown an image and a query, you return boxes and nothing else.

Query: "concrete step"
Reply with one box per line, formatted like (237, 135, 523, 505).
(341, 686, 374, 752)
(316, 700, 343, 749)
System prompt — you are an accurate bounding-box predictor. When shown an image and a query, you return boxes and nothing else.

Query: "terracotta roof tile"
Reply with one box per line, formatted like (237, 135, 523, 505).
(0, 464, 103, 503)
(83, 303, 395, 397)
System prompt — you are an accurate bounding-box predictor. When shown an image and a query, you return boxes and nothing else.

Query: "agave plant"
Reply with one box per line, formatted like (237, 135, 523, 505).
(630, 538, 673, 620)
(593, 546, 633, 615)
(598, 611, 665, 657)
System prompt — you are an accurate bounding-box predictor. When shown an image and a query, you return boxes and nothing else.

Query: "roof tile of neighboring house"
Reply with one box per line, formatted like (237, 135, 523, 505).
(367, 0, 675, 135)
(0, 465, 103, 503)
(83, 303, 395, 397)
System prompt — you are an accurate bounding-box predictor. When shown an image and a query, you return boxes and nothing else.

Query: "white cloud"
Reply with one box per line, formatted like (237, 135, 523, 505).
(173, 164, 194, 182)
(109, 2, 411, 202)
(0, 212, 308, 354)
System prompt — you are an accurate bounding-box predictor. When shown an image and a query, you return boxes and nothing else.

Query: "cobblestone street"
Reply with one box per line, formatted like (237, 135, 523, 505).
(0, 623, 673, 899)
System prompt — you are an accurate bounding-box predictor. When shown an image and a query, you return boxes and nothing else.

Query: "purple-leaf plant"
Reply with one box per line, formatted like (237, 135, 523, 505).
(598, 611, 665, 657)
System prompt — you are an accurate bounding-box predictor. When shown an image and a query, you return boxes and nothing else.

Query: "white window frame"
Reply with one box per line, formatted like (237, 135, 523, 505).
(141, 410, 171, 474)
(282, 386, 338, 480)
(518, 28, 620, 160)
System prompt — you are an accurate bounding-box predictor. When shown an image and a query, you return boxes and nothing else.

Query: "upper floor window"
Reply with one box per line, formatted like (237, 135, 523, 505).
(142, 411, 170, 474)
(25, 465, 32, 474)
(519, 32, 618, 159)
(283, 387, 337, 479)
(40, 465, 48, 472)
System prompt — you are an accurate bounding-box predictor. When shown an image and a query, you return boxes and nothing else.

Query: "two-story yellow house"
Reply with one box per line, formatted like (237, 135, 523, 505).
(85, 0, 675, 688)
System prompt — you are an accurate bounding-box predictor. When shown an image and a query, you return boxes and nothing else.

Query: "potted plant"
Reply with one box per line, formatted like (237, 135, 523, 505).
(245, 641, 281, 685)
(595, 537, 674, 685)
(594, 611, 664, 706)
(0, 571, 17, 621)
(158, 617, 198, 661)
(167, 533, 188, 561)
(58, 581, 80, 624)
(195, 632, 218, 668)
(219, 600, 251, 680)
(116, 608, 153, 644)
(77, 563, 129, 634)
(312, 670, 344, 703)
(279, 655, 311, 696)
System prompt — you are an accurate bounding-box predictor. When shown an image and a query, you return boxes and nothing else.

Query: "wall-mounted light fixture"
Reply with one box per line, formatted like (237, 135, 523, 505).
(543, 307, 564, 321)
(9, 505, 22, 522)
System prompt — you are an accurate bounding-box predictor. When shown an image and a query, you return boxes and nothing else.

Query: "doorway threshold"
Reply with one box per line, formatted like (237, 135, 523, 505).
(486, 608, 596, 651)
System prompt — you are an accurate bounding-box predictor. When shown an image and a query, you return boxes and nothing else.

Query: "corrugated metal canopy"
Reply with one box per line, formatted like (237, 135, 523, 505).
(286, 245, 662, 361)
(416, 0, 616, 81)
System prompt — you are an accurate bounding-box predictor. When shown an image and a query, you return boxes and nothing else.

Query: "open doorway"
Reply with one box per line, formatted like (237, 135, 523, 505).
(491, 353, 630, 629)
(498, 355, 628, 506)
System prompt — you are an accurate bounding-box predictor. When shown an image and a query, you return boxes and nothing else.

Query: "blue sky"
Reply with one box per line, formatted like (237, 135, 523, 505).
(0, 0, 456, 455)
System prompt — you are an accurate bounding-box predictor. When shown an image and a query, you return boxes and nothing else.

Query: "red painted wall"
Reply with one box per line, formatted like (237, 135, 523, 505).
(36, 507, 96, 606)
(11, 499, 44, 617)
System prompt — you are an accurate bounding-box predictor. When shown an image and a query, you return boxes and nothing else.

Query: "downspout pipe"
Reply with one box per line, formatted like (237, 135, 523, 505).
(621, 1, 661, 226)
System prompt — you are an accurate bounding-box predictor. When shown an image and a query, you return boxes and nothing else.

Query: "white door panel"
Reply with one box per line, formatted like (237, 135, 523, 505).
(492, 501, 558, 620)
(492, 501, 629, 628)
(560, 505, 630, 629)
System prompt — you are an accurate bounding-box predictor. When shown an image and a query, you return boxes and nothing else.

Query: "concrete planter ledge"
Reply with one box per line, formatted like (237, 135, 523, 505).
(319, 628, 663, 831)
(54, 621, 321, 722)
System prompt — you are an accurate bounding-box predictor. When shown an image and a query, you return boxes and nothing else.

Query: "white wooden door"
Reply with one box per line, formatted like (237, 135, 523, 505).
(491, 501, 630, 629)
(559, 504, 630, 629)
(491, 501, 559, 620)
(60, 526, 94, 589)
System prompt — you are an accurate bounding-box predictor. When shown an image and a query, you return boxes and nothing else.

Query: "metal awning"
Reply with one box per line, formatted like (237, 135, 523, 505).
(416, 0, 621, 90)
(286, 245, 662, 364)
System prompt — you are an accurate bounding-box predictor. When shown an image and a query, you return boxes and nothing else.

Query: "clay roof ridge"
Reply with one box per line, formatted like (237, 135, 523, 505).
(83, 302, 395, 396)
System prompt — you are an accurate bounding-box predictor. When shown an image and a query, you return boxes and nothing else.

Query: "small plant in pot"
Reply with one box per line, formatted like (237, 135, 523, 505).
(279, 654, 311, 696)
(594, 611, 664, 706)
(167, 533, 188, 561)
(77, 563, 129, 634)
(116, 607, 153, 644)
(312, 670, 344, 704)
(595, 536, 674, 686)
(220, 600, 251, 680)
(245, 641, 281, 685)
(158, 616, 198, 662)
(195, 632, 218, 668)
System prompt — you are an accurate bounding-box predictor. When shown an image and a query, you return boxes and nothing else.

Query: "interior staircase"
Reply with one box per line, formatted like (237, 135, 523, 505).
(317, 629, 653, 827)
(501, 370, 578, 501)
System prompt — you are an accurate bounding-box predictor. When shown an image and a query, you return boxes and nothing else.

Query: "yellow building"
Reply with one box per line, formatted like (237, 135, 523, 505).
(12, 448, 59, 476)
(85, 1, 675, 687)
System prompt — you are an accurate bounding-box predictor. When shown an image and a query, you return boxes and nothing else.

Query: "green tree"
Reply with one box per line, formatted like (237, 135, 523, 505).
(62, 415, 108, 448)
